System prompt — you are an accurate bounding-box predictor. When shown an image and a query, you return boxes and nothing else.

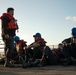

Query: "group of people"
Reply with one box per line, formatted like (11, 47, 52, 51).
(0, 7, 76, 68)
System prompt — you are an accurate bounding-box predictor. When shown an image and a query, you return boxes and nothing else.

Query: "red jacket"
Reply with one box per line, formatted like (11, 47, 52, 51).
(16, 40, 27, 53)
(52, 49, 62, 60)
(0, 13, 18, 30)
(35, 38, 47, 50)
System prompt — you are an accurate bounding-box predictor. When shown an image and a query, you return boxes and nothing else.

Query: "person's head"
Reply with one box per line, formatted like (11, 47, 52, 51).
(14, 36, 20, 42)
(7, 7, 14, 16)
(58, 43, 63, 49)
(33, 33, 41, 41)
(72, 27, 76, 37)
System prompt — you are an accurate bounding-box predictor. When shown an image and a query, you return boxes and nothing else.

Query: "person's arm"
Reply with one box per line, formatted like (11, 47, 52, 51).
(1, 16, 10, 38)
(39, 41, 46, 46)
(2, 16, 10, 35)
(62, 38, 71, 46)
(28, 43, 39, 48)
(25, 42, 40, 50)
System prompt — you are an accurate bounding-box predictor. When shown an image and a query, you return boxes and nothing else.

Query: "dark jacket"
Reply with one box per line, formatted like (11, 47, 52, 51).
(62, 37, 76, 49)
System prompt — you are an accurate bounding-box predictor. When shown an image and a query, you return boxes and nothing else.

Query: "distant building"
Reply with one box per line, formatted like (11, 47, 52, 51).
(48, 45, 58, 49)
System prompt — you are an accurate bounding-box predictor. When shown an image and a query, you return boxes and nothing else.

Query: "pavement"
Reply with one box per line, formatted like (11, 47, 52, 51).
(0, 65, 76, 75)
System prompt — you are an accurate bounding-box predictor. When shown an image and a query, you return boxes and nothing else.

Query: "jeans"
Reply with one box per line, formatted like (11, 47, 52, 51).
(26, 47, 43, 63)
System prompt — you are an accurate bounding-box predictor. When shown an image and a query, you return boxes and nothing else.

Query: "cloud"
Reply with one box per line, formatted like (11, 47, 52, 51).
(66, 16, 71, 20)
(73, 16, 76, 22)
(66, 16, 76, 22)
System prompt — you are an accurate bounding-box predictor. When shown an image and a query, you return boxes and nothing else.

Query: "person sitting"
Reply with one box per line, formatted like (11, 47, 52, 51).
(24, 32, 47, 67)
(62, 27, 76, 65)
(13, 36, 27, 67)
(25, 33, 59, 67)
(52, 43, 66, 65)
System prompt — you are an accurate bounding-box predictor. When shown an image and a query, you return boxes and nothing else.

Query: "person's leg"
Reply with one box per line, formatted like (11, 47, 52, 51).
(70, 47, 76, 58)
(19, 51, 26, 60)
(44, 46, 58, 65)
(19, 55, 27, 68)
(4, 36, 14, 67)
(63, 45, 73, 65)
(33, 47, 43, 60)
(29, 48, 42, 67)
(25, 48, 33, 63)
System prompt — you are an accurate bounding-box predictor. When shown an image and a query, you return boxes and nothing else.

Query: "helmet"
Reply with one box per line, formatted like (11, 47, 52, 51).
(14, 36, 20, 41)
(33, 32, 41, 37)
(72, 27, 76, 36)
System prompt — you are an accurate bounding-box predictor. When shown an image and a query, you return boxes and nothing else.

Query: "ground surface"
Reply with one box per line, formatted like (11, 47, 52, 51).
(0, 65, 76, 75)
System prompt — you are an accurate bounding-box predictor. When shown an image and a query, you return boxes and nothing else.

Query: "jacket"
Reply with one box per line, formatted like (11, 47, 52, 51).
(16, 40, 27, 53)
(35, 38, 47, 51)
(0, 13, 19, 36)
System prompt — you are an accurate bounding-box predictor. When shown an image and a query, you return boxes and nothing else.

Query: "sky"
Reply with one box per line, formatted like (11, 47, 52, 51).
(0, 0, 76, 45)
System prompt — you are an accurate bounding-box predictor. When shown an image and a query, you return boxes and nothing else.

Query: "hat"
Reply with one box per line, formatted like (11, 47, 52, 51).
(72, 27, 76, 36)
(33, 33, 41, 37)
(14, 36, 20, 41)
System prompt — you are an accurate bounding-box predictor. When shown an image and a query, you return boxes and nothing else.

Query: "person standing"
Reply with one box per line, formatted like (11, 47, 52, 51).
(0, 7, 19, 67)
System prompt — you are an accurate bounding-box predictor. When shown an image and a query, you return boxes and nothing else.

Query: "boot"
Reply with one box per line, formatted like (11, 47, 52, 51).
(30, 59, 40, 67)
(37, 58, 48, 67)
(63, 58, 73, 66)
(4, 57, 14, 67)
(19, 56, 27, 68)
